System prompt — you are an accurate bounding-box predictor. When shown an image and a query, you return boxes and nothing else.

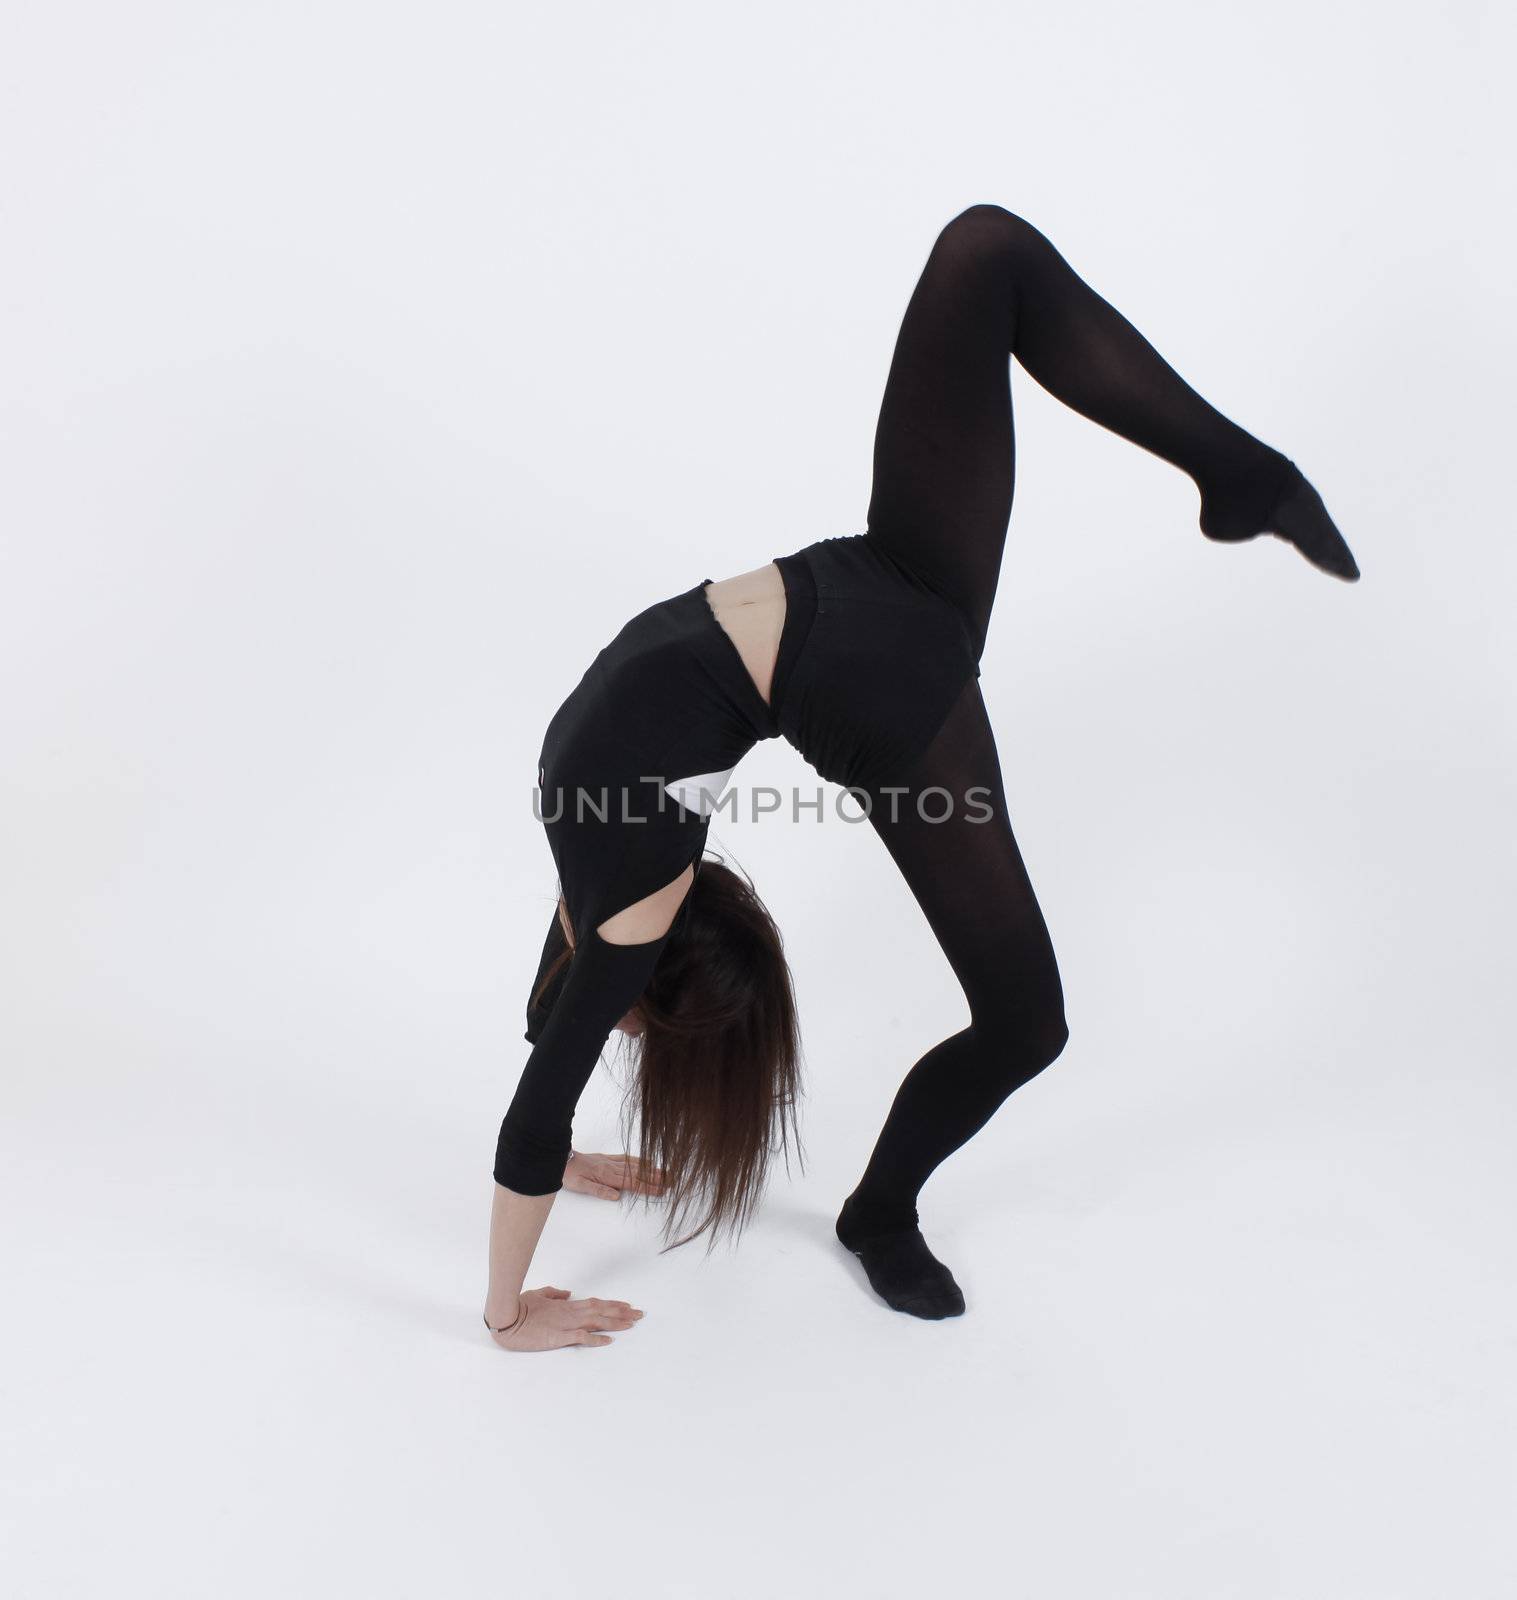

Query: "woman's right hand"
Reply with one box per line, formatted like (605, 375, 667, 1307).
(485, 1286, 645, 1352)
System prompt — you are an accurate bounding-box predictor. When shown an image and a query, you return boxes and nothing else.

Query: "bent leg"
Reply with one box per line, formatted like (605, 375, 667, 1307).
(837, 676, 1070, 1316)
(866, 205, 1358, 654)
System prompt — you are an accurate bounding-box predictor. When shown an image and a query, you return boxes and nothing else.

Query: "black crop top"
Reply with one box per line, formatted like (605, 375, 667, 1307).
(493, 557, 819, 1195)
(494, 534, 980, 1197)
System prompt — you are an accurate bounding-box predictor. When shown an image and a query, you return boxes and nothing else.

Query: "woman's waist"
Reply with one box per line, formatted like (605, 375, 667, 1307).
(776, 532, 974, 641)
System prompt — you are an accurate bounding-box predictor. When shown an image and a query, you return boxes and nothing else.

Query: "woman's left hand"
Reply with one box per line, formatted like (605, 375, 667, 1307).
(564, 1151, 669, 1201)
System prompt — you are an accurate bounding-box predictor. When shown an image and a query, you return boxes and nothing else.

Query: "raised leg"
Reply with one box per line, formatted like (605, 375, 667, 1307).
(865, 205, 1358, 661)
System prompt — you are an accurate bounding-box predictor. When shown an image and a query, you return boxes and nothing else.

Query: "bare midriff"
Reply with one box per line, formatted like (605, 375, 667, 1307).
(702, 561, 787, 707)
(555, 562, 788, 949)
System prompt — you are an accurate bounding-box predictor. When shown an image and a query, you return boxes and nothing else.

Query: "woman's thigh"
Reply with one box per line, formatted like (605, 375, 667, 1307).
(858, 675, 1065, 1042)
(864, 209, 1019, 659)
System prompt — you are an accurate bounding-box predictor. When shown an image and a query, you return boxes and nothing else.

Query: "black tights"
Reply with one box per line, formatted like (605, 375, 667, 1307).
(839, 206, 1352, 1260)
(845, 674, 1068, 1240)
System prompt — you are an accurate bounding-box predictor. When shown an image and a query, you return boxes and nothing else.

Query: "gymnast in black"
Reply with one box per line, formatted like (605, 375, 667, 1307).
(484, 204, 1359, 1351)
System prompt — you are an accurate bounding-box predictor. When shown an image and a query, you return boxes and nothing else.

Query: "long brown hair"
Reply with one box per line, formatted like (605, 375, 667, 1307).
(528, 856, 805, 1251)
(621, 856, 804, 1251)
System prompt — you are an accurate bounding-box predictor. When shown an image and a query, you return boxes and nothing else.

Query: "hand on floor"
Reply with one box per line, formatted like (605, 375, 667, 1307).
(564, 1151, 669, 1201)
(486, 1287, 645, 1352)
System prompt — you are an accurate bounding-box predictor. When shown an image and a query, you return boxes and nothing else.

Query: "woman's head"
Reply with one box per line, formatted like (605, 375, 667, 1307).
(619, 855, 803, 1253)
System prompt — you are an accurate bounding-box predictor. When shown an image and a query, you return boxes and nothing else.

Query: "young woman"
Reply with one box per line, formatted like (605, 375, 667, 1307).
(484, 204, 1360, 1352)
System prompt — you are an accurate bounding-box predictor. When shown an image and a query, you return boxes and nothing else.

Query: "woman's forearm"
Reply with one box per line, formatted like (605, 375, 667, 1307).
(485, 1182, 558, 1323)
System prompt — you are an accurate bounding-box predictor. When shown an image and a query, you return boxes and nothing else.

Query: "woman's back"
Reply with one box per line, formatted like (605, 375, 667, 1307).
(702, 560, 787, 707)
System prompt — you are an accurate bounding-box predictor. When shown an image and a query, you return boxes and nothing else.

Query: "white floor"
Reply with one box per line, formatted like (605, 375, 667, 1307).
(4, 828, 1514, 1599)
(4, 3, 1514, 1595)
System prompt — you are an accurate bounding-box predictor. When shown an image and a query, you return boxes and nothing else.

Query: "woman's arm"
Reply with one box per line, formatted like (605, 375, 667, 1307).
(494, 926, 672, 1192)
(485, 871, 691, 1351)
(523, 904, 572, 1045)
(485, 1183, 557, 1325)
(484, 1183, 645, 1351)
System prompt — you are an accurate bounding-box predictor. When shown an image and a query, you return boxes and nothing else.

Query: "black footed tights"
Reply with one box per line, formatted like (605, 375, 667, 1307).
(835, 206, 1356, 1317)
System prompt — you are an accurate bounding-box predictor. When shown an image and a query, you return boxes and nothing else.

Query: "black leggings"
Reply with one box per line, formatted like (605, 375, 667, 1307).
(843, 205, 1296, 1233)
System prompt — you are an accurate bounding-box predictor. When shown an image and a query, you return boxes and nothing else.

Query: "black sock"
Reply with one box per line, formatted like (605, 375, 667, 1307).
(1200, 449, 1360, 583)
(835, 1193, 966, 1320)
(1264, 461, 1361, 581)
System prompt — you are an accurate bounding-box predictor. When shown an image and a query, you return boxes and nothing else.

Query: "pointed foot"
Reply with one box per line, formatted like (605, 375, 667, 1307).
(1267, 462, 1361, 582)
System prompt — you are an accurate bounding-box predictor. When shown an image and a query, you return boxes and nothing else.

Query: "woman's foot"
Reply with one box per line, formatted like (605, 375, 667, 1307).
(835, 1194, 966, 1320)
(1263, 460, 1361, 582)
(1200, 452, 1360, 582)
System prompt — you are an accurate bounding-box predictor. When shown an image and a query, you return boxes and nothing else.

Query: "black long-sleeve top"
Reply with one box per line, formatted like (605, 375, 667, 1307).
(493, 557, 816, 1195)
(493, 533, 977, 1196)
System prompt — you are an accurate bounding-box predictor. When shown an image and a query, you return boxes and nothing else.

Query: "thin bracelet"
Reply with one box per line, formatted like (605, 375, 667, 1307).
(484, 1301, 529, 1337)
(488, 1154, 573, 1336)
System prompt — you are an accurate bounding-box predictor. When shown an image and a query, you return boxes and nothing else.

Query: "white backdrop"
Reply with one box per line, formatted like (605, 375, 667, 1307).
(3, 3, 1514, 1597)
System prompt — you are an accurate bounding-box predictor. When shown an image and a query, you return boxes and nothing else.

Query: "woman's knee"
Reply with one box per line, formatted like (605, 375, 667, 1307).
(935, 203, 1049, 268)
(1035, 1009, 1071, 1070)
(967, 977, 1069, 1072)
